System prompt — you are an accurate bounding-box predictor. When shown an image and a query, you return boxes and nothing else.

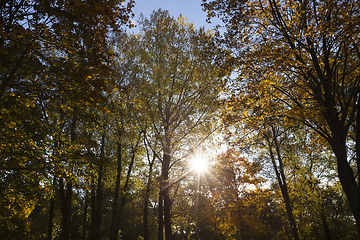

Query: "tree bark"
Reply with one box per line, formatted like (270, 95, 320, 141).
(267, 126, 300, 240)
(59, 178, 72, 240)
(111, 132, 141, 239)
(89, 165, 103, 240)
(143, 193, 150, 240)
(143, 157, 154, 240)
(109, 142, 122, 240)
(82, 194, 88, 240)
(89, 132, 105, 240)
(331, 134, 360, 234)
(163, 107, 172, 240)
(158, 189, 164, 240)
(163, 164, 172, 240)
(356, 104, 360, 187)
(115, 141, 139, 237)
(321, 214, 333, 240)
(90, 180, 96, 239)
(163, 145, 172, 240)
(47, 187, 55, 240)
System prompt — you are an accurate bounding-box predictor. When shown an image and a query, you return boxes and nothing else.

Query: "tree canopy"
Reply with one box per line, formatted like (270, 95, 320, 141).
(204, 0, 360, 236)
(1, 1, 360, 239)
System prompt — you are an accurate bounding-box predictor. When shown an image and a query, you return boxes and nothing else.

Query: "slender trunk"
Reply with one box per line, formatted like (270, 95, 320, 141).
(89, 178, 96, 240)
(90, 165, 103, 240)
(280, 183, 299, 240)
(112, 132, 141, 239)
(143, 193, 149, 240)
(158, 190, 164, 240)
(47, 189, 55, 240)
(163, 143, 172, 240)
(115, 142, 139, 237)
(59, 178, 72, 240)
(109, 142, 122, 240)
(82, 194, 88, 240)
(321, 214, 333, 240)
(356, 104, 360, 186)
(96, 165, 103, 235)
(90, 132, 105, 240)
(59, 107, 76, 240)
(115, 193, 128, 237)
(163, 188, 172, 240)
(163, 106, 172, 240)
(268, 127, 300, 240)
(143, 159, 154, 240)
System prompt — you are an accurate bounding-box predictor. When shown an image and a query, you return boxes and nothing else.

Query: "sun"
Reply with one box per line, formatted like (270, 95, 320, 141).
(190, 156, 208, 173)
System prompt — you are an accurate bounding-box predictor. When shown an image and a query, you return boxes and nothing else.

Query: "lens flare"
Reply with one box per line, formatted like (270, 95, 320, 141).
(190, 156, 208, 173)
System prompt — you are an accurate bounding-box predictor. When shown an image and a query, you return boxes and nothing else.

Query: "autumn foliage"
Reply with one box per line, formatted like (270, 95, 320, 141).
(1, 0, 360, 239)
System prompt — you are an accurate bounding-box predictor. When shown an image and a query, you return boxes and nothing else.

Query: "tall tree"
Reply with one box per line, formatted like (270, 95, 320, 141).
(0, 0, 134, 238)
(113, 9, 230, 239)
(203, 0, 360, 233)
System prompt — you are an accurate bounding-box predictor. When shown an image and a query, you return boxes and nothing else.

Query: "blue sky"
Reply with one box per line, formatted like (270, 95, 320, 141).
(130, 0, 221, 31)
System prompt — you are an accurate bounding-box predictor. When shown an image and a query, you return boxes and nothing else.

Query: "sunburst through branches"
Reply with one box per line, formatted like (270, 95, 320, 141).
(190, 155, 209, 173)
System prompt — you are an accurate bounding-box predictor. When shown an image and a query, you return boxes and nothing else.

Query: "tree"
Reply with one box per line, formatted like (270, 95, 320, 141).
(0, 0, 134, 238)
(112, 9, 230, 239)
(203, 0, 360, 234)
(191, 149, 284, 240)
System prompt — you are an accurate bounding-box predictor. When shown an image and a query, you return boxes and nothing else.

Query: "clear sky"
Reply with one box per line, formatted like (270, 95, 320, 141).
(130, 0, 221, 31)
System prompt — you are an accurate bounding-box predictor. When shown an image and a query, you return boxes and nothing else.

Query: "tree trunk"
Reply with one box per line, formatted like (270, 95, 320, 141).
(111, 132, 141, 239)
(47, 187, 55, 240)
(89, 177, 96, 239)
(59, 178, 72, 240)
(89, 165, 103, 240)
(163, 106, 172, 240)
(59, 107, 77, 240)
(331, 135, 360, 234)
(96, 165, 103, 236)
(90, 132, 105, 240)
(115, 142, 138, 237)
(158, 190, 164, 240)
(164, 187, 172, 240)
(109, 142, 122, 240)
(321, 214, 333, 240)
(267, 126, 300, 240)
(82, 194, 88, 240)
(356, 105, 360, 187)
(143, 158, 154, 240)
(163, 143, 172, 240)
(143, 193, 150, 240)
